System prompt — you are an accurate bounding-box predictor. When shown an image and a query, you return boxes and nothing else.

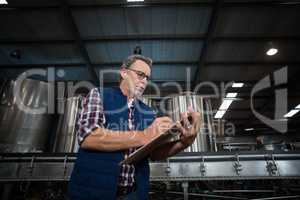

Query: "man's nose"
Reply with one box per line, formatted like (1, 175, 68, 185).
(140, 77, 148, 85)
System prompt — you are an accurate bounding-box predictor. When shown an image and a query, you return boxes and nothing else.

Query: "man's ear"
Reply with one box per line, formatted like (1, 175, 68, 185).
(120, 68, 127, 79)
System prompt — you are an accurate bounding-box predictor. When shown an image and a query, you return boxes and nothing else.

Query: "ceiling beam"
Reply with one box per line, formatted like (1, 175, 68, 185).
(212, 36, 300, 42)
(205, 61, 300, 66)
(2, 36, 300, 44)
(1, 1, 300, 9)
(0, 35, 205, 44)
(60, 0, 99, 85)
(0, 61, 198, 68)
(193, 0, 222, 87)
(0, 2, 212, 10)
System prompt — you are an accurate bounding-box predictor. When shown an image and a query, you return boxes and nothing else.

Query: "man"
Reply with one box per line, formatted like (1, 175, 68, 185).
(68, 55, 201, 200)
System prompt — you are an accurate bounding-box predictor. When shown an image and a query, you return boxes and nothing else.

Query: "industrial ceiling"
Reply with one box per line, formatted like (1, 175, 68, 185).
(0, 0, 299, 136)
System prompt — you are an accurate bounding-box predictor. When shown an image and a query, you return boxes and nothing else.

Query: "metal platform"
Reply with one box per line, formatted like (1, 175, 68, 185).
(0, 151, 299, 182)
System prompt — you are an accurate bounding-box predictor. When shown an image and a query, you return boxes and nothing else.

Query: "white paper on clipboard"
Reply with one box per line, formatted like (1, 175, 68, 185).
(120, 128, 181, 165)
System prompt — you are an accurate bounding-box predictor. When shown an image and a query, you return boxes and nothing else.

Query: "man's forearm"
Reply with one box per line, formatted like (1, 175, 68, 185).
(150, 141, 187, 161)
(81, 127, 146, 151)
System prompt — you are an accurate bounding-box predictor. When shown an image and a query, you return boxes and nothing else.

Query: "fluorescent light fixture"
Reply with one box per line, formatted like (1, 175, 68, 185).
(295, 104, 300, 109)
(284, 109, 300, 118)
(226, 93, 238, 98)
(214, 110, 226, 119)
(232, 82, 244, 88)
(245, 128, 254, 131)
(0, 0, 8, 4)
(266, 48, 278, 56)
(127, 0, 144, 1)
(219, 99, 233, 110)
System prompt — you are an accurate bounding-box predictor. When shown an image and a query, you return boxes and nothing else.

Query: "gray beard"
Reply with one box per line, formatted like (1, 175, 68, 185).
(133, 87, 145, 98)
(127, 87, 144, 98)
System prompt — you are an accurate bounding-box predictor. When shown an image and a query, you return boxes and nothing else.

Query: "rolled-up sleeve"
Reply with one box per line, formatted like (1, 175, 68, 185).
(76, 88, 105, 145)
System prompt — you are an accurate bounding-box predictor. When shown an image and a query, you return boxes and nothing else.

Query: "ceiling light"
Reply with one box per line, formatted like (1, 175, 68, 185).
(295, 104, 300, 109)
(127, 0, 144, 1)
(284, 109, 300, 118)
(245, 128, 254, 131)
(219, 99, 233, 110)
(0, 0, 7, 4)
(266, 48, 278, 56)
(214, 110, 226, 119)
(226, 93, 238, 98)
(232, 82, 244, 88)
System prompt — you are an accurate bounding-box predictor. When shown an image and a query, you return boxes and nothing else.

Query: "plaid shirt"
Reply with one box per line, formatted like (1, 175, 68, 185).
(76, 88, 136, 187)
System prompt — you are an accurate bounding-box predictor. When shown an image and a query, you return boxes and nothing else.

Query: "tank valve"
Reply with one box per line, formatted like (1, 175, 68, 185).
(266, 154, 278, 176)
(199, 156, 206, 176)
(233, 154, 243, 176)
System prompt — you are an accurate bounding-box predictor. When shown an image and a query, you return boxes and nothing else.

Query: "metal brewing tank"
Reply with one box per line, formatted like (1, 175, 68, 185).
(166, 94, 217, 152)
(0, 79, 54, 153)
(52, 96, 82, 153)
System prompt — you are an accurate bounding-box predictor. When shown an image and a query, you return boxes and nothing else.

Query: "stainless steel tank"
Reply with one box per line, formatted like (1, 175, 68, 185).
(142, 93, 216, 152)
(140, 96, 156, 108)
(166, 93, 217, 152)
(0, 79, 54, 152)
(52, 96, 82, 153)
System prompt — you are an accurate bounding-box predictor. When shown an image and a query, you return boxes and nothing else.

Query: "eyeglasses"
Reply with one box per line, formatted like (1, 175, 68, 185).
(127, 68, 150, 81)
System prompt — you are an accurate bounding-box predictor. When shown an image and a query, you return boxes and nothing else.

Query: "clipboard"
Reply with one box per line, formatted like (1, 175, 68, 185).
(120, 127, 181, 165)
(120, 116, 193, 165)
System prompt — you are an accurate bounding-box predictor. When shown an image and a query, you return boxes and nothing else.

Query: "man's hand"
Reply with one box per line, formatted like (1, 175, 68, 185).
(149, 112, 202, 161)
(176, 112, 202, 148)
(143, 116, 174, 145)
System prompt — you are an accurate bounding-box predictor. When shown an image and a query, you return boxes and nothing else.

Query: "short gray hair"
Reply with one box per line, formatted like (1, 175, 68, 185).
(121, 54, 152, 69)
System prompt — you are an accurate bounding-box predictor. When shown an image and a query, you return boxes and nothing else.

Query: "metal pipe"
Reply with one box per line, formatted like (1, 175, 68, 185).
(250, 196, 300, 200)
(181, 182, 189, 200)
(166, 191, 248, 200)
(212, 190, 274, 193)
